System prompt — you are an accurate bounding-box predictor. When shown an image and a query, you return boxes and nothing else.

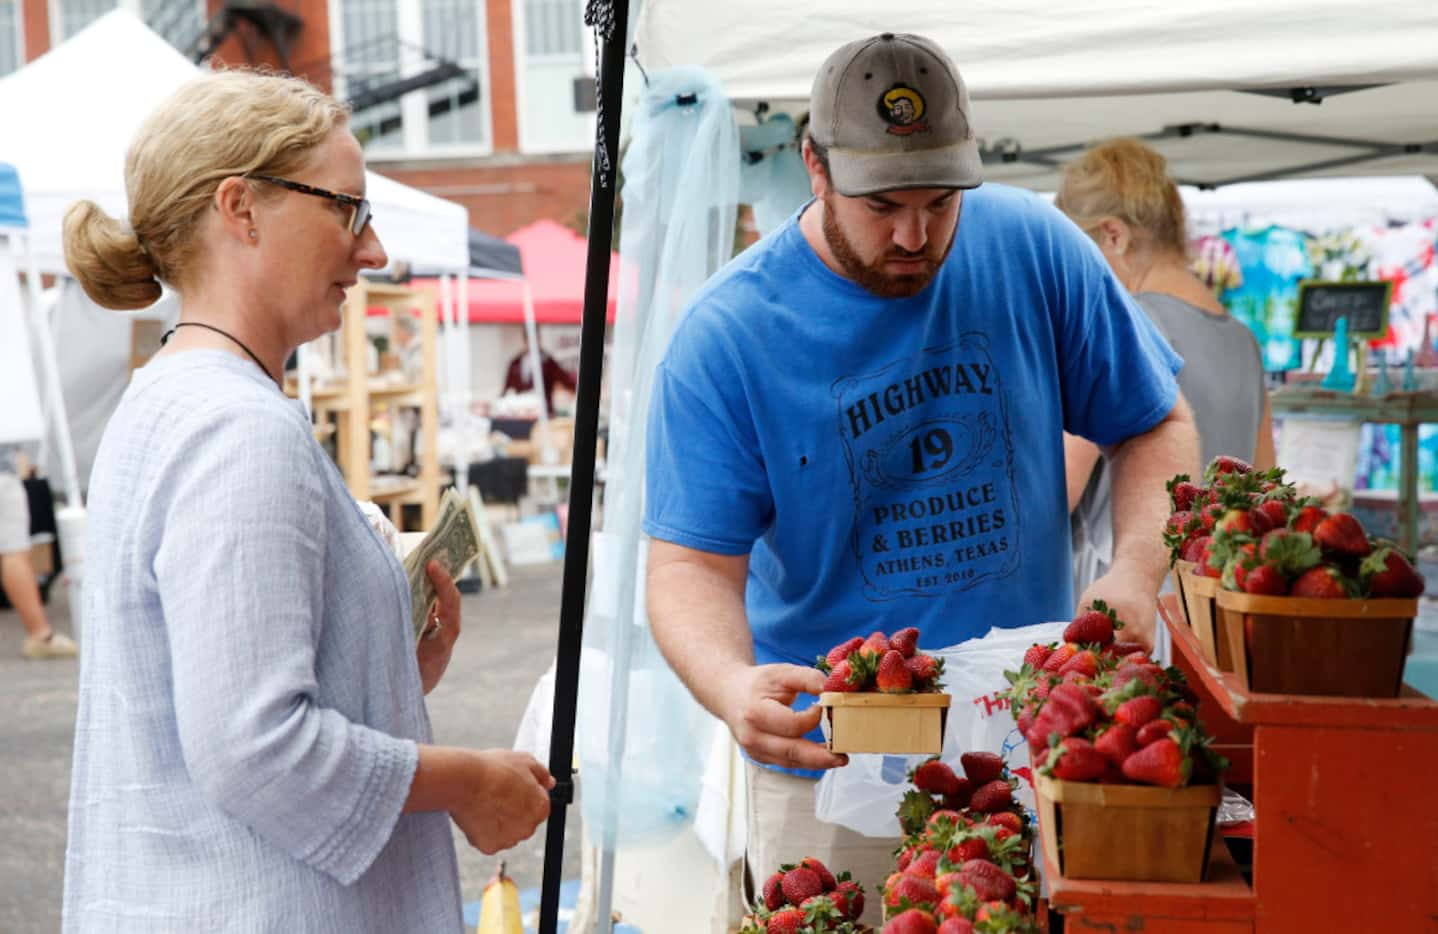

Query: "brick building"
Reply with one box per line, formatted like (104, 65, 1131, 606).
(1, 0, 596, 236)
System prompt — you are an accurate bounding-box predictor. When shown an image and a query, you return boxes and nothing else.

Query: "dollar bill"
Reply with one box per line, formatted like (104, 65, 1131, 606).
(402, 487, 481, 641)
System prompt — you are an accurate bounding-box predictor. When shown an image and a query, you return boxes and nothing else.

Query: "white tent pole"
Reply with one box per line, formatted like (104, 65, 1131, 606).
(20, 233, 81, 508)
(522, 281, 556, 465)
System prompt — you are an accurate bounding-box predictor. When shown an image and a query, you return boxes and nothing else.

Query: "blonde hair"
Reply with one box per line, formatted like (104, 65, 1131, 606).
(63, 69, 350, 309)
(1055, 138, 1188, 258)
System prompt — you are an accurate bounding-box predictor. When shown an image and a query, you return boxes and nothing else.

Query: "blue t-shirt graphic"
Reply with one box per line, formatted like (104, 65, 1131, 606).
(644, 184, 1181, 774)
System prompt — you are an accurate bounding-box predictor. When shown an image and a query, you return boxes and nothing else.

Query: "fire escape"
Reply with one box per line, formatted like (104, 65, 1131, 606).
(143, 0, 480, 135)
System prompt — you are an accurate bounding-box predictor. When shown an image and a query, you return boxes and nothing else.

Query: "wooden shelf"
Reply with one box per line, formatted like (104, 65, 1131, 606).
(1160, 594, 1438, 728)
(1160, 594, 1438, 931)
(1044, 832, 1255, 929)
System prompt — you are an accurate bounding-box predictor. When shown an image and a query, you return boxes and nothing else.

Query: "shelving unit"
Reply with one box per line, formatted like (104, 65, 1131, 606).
(1044, 594, 1438, 932)
(288, 279, 440, 529)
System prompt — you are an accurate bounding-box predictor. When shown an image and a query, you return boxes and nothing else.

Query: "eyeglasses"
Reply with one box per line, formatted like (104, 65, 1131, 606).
(247, 174, 374, 236)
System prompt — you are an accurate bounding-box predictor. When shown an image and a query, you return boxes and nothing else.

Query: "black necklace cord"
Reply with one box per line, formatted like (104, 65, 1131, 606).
(160, 321, 281, 389)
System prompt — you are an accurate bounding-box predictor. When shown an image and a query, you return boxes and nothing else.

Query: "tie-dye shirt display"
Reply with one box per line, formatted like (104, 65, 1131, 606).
(1219, 227, 1313, 371)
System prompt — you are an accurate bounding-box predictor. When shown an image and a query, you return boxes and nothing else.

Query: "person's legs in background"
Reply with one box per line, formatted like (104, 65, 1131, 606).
(0, 473, 75, 659)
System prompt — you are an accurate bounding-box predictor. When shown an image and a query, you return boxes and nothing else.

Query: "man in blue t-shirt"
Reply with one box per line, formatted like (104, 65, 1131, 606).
(641, 34, 1197, 914)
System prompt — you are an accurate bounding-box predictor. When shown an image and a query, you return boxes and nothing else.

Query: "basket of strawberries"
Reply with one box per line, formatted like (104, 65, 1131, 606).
(816, 628, 951, 754)
(1002, 606, 1228, 884)
(877, 755, 1041, 933)
(1166, 455, 1425, 696)
(740, 857, 870, 934)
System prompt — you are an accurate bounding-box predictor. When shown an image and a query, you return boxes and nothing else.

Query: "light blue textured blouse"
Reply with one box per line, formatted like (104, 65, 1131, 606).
(63, 351, 463, 933)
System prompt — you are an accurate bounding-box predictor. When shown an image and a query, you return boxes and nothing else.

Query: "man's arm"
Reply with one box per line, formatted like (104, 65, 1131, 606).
(1064, 433, 1103, 514)
(647, 539, 847, 772)
(1076, 393, 1199, 647)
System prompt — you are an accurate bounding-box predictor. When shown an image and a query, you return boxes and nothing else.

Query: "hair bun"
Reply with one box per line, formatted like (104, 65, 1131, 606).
(62, 200, 163, 310)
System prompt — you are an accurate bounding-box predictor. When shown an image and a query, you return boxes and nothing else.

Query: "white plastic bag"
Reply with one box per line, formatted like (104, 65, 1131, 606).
(814, 621, 1068, 838)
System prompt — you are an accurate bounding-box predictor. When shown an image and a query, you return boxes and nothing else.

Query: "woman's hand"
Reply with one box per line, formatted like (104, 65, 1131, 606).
(450, 750, 555, 854)
(416, 560, 461, 694)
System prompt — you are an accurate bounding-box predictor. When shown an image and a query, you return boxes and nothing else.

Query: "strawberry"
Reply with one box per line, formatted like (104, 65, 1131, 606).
(821, 635, 864, 670)
(1246, 506, 1276, 536)
(765, 907, 805, 934)
(1058, 648, 1100, 679)
(968, 779, 1013, 813)
(1180, 533, 1210, 564)
(890, 626, 921, 658)
(1168, 474, 1202, 512)
(1136, 718, 1174, 746)
(1313, 512, 1372, 558)
(1254, 499, 1289, 530)
(1022, 643, 1053, 669)
(1243, 564, 1289, 595)
(959, 752, 1005, 785)
(985, 811, 1023, 835)
(762, 871, 786, 910)
(1041, 643, 1078, 672)
(925, 809, 964, 834)
(907, 653, 944, 688)
(1215, 507, 1256, 535)
(1064, 599, 1121, 646)
(781, 866, 823, 906)
(942, 779, 973, 811)
(1113, 694, 1162, 728)
(884, 873, 940, 911)
(799, 894, 843, 925)
(822, 659, 863, 692)
(1046, 736, 1107, 781)
(1122, 736, 1190, 787)
(957, 858, 1017, 903)
(1292, 504, 1327, 533)
(883, 908, 939, 934)
(854, 631, 889, 670)
(1041, 683, 1100, 736)
(800, 856, 836, 892)
(1290, 565, 1353, 599)
(1362, 545, 1426, 598)
(1205, 455, 1253, 481)
(937, 919, 975, 934)
(1111, 662, 1163, 693)
(1222, 541, 1258, 591)
(911, 758, 963, 796)
(833, 879, 865, 921)
(877, 649, 914, 693)
(907, 849, 943, 880)
(946, 834, 989, 864)
(1110, 640, 1147, 659)
(1094, 723, 1139, 766)
(1197, 501, 1226, 533)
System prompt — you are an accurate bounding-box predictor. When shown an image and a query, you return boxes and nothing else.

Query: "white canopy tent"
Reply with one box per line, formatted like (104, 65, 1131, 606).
(0, 9, 469, 274)
(632, 0, 1438, 191)
(0, 9, 473, 496)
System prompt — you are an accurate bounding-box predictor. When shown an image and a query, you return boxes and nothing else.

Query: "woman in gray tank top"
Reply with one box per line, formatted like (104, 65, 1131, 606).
(1055, 139, 1274, 598)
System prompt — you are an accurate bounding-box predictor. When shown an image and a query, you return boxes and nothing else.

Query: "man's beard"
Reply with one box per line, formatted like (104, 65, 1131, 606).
(821, 195, 954, 298)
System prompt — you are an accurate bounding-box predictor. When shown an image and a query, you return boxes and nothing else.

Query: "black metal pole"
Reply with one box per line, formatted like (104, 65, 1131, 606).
(538, 0, 628, 930)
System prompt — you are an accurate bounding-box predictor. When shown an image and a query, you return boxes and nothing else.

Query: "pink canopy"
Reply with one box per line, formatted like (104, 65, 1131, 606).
(412, 219, 621, 325)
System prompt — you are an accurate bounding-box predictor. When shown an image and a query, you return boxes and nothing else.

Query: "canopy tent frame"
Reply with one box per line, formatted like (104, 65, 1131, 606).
(977, 120, 1438, 188)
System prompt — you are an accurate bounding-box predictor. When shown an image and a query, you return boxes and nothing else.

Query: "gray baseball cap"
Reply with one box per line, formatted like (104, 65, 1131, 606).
(809, 33, 984, 197)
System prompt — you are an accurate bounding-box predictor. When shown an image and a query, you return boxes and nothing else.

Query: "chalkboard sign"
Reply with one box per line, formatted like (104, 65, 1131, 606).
(1294, 280, 1392, 339)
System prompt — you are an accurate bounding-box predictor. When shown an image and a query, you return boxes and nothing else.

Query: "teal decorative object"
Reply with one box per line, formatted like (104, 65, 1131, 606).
(1321, 316, 1356, 392)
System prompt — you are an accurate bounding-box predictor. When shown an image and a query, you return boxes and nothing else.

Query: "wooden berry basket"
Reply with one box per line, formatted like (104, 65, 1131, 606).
(1214, 589, 1418, 697)
(1175, 561, 1232, 672)
(1035, 774, 1219, 884)
(817, 692, 950, 754)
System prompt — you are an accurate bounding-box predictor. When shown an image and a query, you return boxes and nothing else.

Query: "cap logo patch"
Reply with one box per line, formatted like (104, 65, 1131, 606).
(878, 84, 928, 136)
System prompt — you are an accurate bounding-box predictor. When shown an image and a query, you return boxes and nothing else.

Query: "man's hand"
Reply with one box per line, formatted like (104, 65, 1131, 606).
(1075, 559, 1166, 651)
(721, 663, 848, 772)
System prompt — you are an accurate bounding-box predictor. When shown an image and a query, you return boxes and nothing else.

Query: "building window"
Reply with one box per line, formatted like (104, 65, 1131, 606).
(50, 0, 202, 51)
(335, 0, 490, 156)
(0, 0, 20, 77)
(523, 0, 579, 57)
(55, 0, 115, 40)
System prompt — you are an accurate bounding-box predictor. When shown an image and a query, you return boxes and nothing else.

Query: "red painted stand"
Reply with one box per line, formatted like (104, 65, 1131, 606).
(1043, 595, 1438, 932)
